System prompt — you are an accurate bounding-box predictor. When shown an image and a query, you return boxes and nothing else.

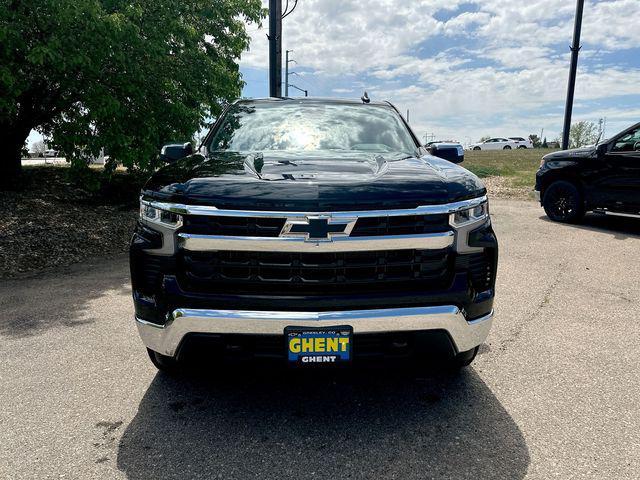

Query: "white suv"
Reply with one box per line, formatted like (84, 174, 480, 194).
(508, 137, 534, 149)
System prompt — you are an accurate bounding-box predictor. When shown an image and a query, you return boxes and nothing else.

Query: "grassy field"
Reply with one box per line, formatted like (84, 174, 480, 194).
(463, 148, 556, 199)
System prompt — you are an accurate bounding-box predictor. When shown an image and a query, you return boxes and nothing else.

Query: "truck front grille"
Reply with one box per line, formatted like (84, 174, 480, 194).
(182, 216, 286, 237)
(178, 249, 453, 295)
(181, 213, 450, 237)
(350, 214, 449, 236)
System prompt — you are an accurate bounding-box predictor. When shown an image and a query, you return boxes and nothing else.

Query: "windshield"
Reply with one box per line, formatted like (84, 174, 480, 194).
(208, 101, 417, 156)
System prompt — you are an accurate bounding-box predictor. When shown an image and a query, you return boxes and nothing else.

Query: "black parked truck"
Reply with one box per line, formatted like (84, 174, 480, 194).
(535, 122, 640, 223)
(130, 98, 498, 373)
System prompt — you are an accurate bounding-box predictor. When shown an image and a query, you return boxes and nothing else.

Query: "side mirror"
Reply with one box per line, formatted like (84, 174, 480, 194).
(429, 144, 464, 164)
(159, 142, 194, 163)
(596, 143, 608, 156)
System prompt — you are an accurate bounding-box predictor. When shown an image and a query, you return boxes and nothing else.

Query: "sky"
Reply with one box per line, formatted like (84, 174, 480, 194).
(27, 0, 640, 148)
(239, 0, 640, 145)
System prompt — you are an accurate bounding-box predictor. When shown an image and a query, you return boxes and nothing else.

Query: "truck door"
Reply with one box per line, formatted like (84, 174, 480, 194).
(599, 124, 640, 212)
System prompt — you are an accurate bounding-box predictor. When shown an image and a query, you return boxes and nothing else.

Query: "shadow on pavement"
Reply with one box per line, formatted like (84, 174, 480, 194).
(117, 368, 529, 479)
(539, 213, 640, 240)
(0, 255, 130, 338)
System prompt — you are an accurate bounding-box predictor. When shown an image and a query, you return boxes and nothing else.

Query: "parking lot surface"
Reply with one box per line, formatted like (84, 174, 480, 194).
(1, 199, 639, 479)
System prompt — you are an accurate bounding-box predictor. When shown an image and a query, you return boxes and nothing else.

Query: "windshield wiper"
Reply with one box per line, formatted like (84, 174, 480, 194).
(243, 152, 264, 178)
(277, 160, 298, 167)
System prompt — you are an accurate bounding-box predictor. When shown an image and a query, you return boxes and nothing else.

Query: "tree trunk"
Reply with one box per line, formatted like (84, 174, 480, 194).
(0, 127, 30, 189)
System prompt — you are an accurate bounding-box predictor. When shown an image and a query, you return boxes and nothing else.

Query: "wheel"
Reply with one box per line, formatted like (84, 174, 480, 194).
(518, 145, 527, 149)
(448, 346, 478, 370)
(147, 348, 183, 375)
(473, 146, 481, 151)
(542, 180, 585, 223)
(503, 145, 512, 150)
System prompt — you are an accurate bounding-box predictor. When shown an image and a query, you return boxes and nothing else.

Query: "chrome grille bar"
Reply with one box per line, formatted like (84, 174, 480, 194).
(178, 231, 455, 253)
(142, 195, 487, 219)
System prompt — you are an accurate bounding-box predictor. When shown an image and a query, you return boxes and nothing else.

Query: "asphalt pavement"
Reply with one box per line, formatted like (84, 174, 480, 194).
(1, 199, 639, 479)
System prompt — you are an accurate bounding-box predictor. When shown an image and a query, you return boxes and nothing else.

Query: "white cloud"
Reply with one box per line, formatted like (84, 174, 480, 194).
(241, 0, 640, 143)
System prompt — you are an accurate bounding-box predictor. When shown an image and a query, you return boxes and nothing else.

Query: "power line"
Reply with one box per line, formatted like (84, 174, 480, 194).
(282, 0, 298, 19)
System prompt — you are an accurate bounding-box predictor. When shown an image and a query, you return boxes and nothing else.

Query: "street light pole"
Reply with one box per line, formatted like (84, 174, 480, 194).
(288, 83, 308, 97)
(268, 0, 282, 97)
(562, 0, 585, 150)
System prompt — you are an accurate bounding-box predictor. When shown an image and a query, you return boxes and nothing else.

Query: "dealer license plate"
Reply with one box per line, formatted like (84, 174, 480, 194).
(285, 326, 352, 366)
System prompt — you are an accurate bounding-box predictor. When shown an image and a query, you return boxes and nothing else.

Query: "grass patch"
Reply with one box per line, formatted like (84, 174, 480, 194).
(467, 165, 503, 178)
(464, 149, 554, 189)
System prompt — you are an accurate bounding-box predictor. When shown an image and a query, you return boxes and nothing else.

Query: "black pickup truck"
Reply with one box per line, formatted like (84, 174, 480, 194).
(130, 98, 498, 373)
(535, 122, 640, 222)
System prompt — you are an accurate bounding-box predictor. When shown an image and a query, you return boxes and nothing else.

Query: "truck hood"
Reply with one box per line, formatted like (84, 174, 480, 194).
(143, 151, 485, 211)
(543, 145, 597, 161)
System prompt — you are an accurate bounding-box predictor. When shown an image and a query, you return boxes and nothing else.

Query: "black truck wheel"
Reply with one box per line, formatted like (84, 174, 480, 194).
(147, 348, 183, 374)
(543, 180, 585, 223)
(449, 346, 479, 369)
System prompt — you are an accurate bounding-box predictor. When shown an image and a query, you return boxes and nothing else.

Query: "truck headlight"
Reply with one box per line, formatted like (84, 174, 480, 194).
(450, 200, 489, 228)
(140, 200, 183, 229)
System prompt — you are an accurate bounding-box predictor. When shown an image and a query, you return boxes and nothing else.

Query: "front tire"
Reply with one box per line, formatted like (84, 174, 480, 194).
(448, 346, 478, 370)
(473, 146, 481, 151)
(503, 145, 512, 150)
(147, 348, 183, 375)
(543, 180, 585, 223)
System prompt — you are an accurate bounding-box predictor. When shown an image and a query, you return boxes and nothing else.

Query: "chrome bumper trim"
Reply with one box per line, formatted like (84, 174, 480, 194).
(136, 306, 494, 357)
(142, 196, 488, 219)
(177, 231, 455, 253)
(593, 209, 640, 219)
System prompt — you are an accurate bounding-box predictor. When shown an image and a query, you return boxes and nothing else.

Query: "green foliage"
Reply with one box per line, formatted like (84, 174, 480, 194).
(0, 0, 265, 179)
(479, 135, 491, 143)
(567, 119, 604, 149)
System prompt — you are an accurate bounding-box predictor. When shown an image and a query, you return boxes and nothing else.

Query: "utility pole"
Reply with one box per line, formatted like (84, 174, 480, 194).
(562, 0, 585, 150)
(268, 0, 282, 97)
(285, 50, 295, 97)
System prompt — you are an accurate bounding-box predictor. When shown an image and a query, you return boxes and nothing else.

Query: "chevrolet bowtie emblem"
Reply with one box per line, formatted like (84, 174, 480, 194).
(281, 216, 357, 241)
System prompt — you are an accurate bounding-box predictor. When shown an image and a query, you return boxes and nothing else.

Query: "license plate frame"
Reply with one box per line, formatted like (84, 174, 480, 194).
(285, 325, 353, 366)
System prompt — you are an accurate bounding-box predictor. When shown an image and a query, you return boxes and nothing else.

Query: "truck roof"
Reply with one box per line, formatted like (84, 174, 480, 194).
(237, 97, 392, 107)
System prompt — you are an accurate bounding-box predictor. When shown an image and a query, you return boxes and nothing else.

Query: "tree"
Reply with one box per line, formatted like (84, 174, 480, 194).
(566, 120, 604, 149)
(542, 137, 548, 149)
(0, 0, 264, 186)
(529, 134, 541, 148)
(479, 135, 491, 143)
(31, 140, 48, 157)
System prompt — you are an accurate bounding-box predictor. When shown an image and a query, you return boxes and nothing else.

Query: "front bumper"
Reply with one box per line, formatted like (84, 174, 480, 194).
(136, 305, 493, 358)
